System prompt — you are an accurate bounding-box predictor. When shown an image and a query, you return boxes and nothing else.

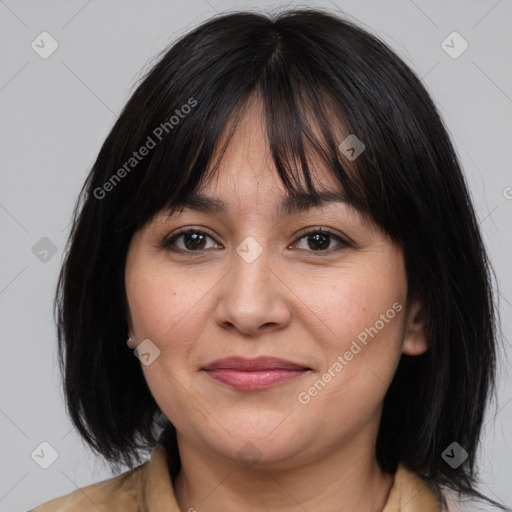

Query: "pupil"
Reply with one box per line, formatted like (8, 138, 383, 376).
(309, 233, 329, 250)
(185, 232, 205, 250)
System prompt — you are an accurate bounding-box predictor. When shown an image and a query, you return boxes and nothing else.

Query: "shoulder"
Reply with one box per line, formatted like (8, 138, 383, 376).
(28, 463, 146, 512)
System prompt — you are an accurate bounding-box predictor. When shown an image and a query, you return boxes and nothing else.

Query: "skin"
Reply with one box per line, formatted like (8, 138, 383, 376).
(125, 96, 428, 512)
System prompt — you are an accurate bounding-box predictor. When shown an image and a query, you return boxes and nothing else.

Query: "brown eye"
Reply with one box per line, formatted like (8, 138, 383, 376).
(161, 229, 222, 252)
(292, 229, 350, 253)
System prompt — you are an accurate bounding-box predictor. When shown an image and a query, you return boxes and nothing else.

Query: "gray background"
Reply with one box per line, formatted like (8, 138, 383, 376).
(0, 1, 511, 511)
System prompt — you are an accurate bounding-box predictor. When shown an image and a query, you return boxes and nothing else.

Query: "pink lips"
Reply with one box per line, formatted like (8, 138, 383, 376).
(202, 356, 310, 391)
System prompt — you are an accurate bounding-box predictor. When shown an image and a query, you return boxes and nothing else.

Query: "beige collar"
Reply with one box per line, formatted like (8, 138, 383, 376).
(382, 460, 441, 511)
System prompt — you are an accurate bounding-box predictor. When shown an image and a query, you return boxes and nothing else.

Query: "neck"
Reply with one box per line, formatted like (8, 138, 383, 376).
(173, 431, 394, 512)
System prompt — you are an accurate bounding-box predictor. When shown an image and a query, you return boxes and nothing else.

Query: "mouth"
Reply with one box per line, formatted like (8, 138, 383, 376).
(202, 356, 311, 391)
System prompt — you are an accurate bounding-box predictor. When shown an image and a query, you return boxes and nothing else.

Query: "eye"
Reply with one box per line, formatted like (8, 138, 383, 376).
(291, 228, 350, 253)
(160, 228, 222, 253)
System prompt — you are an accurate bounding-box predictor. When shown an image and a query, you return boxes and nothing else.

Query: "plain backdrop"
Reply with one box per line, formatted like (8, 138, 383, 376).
(0, 1, 511, 511)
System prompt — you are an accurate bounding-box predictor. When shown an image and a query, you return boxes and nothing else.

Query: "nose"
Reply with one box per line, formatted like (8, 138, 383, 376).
(214, 240, 292, 337)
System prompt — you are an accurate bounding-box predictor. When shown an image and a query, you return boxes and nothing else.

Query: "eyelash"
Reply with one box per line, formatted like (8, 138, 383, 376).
(160, 227, 351, 255)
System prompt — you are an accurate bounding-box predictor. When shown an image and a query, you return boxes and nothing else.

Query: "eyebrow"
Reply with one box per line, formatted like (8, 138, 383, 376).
(170, 190, 351, 218)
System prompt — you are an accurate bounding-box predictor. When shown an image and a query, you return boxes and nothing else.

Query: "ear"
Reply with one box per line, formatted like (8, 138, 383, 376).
(402, 298, 428, 356)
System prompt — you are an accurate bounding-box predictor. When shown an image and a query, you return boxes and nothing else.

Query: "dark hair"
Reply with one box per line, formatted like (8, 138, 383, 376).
(54, 7, 507, 510)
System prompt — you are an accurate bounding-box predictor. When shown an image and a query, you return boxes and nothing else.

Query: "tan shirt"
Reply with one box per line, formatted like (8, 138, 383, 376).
(30, 441, 441, 512)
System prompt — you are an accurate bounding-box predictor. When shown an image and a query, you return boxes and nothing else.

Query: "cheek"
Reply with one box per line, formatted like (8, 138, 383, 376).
(298, 263, 407, 406)
(303, 265, 406, 353)
(125, 261, 222, 368)
(125, 267, 178, 340)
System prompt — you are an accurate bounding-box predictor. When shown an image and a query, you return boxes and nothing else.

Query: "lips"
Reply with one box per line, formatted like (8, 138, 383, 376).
(203, 356, 309, 371)
(202, 356, 310, 391)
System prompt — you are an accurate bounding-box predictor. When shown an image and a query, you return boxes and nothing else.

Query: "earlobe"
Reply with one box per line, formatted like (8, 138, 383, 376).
(126, 335, 137, 349)
(402, 299, 428, 356)
(126, 315, 138, 349)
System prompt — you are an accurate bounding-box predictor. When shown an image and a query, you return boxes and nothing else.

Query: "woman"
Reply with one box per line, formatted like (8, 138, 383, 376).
(30, 8, 508, 512)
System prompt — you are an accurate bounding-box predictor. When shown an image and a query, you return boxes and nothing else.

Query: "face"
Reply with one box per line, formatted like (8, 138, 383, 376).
(124, 97, 427, 470)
